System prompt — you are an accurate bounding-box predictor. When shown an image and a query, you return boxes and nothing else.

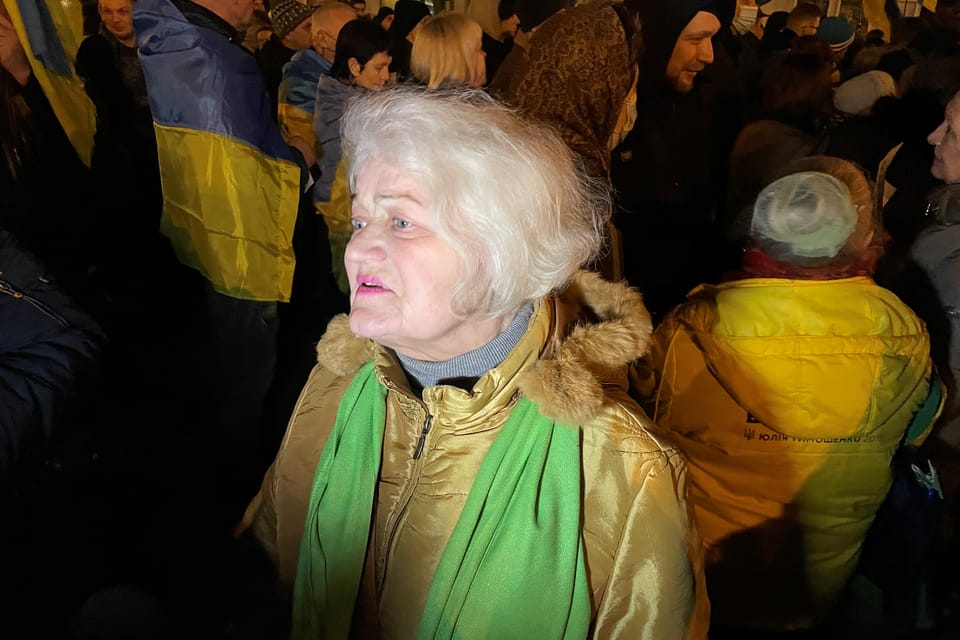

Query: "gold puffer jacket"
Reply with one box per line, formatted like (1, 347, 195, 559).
(240, 271, 709, 639)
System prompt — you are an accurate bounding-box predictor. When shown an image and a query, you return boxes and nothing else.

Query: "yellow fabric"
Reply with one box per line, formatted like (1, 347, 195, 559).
(155, 123, 299, 301)
(277, 103, 316, 156)
(243, 278, 709, 639)
(316, 158, 352, 234)
(3, 0, 95, 167)
(861, 0, 890, 39)
(643, 277, 932, 630)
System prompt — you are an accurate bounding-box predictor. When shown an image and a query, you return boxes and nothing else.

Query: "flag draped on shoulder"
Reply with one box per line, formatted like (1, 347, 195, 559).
(278, 48, 328, 153)
(134, 0, 300, 302)
(3, 0, 96, 166)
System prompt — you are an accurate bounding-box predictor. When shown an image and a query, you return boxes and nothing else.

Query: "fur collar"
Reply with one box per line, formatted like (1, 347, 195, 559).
(314, 271, 652, 424)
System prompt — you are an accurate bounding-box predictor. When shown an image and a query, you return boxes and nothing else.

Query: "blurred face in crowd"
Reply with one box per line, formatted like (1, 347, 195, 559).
(500, 13, 519, 39)
(666, 11, 720, 94)
(345, 159, 503, 361)
(352, 1, 366, 15)
(732, 0, 759, 36)
(222, 0, 256, 31)
(350, 52, 392, 90)
(283, 18, 313, 50)
(257, 27, 272, 49)
(930, 92, 960, 185)
(98, 0, 135, 45)
(793, 15, 820, 36)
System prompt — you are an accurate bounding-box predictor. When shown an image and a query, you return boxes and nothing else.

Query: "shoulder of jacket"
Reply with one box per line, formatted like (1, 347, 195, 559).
(314, 314, 376, 376)
(519, 271, 653, 425)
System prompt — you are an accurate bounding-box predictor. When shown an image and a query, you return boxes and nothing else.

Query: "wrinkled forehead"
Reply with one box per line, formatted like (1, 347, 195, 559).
(947, 92, 960, 124)
(99, 0, 134, 10)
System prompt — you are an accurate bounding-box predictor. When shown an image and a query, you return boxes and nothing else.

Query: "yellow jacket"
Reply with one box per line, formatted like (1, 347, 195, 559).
(241, 272, 709, 639)
(642, 277, 932, 630)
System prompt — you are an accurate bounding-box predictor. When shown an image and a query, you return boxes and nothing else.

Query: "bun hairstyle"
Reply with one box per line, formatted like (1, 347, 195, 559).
(749, 156, 885, 270)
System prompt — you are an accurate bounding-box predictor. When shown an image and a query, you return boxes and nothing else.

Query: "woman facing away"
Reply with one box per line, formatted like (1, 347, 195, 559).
(239, 86, 708, 640)
(640, 155, 938, 632)
(410, 12, 486, 89)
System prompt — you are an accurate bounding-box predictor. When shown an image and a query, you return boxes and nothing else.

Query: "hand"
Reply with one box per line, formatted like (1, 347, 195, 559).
(0, 13, 31, 86)
(287, 135, 316, 168)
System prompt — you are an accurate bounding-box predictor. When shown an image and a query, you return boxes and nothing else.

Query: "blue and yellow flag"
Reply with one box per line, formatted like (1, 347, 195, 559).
(278, 48, 329, 154)
(2, 0, 95, 166)
(134, 0, 300, 302)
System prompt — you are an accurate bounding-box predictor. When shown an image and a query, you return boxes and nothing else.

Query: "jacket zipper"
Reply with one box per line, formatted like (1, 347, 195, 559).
(377, 378, 435, 593)
(0, 277, 69, 327)
(412, 415, 432, 460)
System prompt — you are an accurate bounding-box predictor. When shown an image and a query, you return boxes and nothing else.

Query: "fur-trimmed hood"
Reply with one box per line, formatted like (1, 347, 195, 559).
(315, 271, 652, 425)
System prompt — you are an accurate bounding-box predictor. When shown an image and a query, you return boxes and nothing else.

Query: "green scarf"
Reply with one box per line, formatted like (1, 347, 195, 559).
(291, 361, 591, 639)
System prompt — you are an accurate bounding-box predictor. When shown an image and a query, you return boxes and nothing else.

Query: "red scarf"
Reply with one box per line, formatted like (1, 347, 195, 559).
(728, 247, 877, 281)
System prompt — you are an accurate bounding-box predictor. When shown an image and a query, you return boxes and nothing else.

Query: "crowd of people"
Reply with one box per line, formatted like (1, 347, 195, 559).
(3, 0, 960, 637)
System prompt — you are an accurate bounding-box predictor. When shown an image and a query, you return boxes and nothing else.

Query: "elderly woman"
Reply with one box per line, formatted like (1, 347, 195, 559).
(911, 88, 960, 448)
(640, 156, 938, 631)
(240, 86, 707, 639)
(410, 12, 486, 88)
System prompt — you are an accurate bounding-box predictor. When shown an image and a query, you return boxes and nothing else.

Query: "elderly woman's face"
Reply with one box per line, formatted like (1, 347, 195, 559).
(930, 93, 960, 185)
(345, 159, 500, 361)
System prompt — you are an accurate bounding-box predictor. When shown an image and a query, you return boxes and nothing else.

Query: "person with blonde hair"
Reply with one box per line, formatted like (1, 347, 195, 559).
(240, 85, 708, 639)
(410, 13, 486, 88)
(640, 155, 939, 632)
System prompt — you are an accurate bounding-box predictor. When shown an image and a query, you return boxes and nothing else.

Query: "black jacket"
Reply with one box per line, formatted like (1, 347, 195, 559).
(0, 230, 105, 483)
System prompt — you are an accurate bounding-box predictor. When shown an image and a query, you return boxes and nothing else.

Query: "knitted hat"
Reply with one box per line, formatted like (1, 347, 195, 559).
(752, 172, 859, 259)
(269, 0, 313, 40)
(817, 16, 855, 55)
(833, 70, 896, 115)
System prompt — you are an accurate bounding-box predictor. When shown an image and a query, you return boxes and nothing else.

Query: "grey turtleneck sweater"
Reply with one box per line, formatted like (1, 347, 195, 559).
(396, 304, 534, 390)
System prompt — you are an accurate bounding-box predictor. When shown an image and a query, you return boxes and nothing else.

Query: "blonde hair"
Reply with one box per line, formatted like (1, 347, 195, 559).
(410, 13, 485, 89)
(341, 86, 610, 318)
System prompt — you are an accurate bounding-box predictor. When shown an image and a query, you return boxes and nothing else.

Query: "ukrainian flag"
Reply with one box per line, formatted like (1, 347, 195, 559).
(135, 0, 300, 302)
(2, 0, 95, 166)
(278, 49, 328, 154)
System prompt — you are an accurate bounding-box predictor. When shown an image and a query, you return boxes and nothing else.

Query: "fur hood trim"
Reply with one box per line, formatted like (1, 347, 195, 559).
(314, 271, 652, 424)
(517, 271, 652, 424)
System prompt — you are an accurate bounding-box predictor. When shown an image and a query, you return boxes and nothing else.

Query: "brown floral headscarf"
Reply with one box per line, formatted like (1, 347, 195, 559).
(495, 1, 642, 179)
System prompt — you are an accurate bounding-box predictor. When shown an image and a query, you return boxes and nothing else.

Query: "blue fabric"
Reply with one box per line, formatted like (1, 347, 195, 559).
(312, 74, 358, 204)
(279, 48, 330, 118)
(133, 0, 293, 160)
(16, 0, 72, 75)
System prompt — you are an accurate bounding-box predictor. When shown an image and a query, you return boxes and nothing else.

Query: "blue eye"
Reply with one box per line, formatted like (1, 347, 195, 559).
(393, 218, 412, 229)
(350, 219, 366, 231)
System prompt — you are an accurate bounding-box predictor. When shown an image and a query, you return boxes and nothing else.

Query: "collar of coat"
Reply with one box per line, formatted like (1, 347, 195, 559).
(315, 271, 652, 425)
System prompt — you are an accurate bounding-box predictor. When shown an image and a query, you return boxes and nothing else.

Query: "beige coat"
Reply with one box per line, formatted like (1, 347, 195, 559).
(240, 272, 709, 639)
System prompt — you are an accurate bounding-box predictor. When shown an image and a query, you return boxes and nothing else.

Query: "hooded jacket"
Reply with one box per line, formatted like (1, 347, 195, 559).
(642, 276, 932, 629)
(610, 0, 732, 318)
(241, 271, 709, 639)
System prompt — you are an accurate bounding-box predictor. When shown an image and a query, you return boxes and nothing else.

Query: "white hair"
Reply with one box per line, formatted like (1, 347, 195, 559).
(751, 171, 859, 263)
(340, 85, 610, 318)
